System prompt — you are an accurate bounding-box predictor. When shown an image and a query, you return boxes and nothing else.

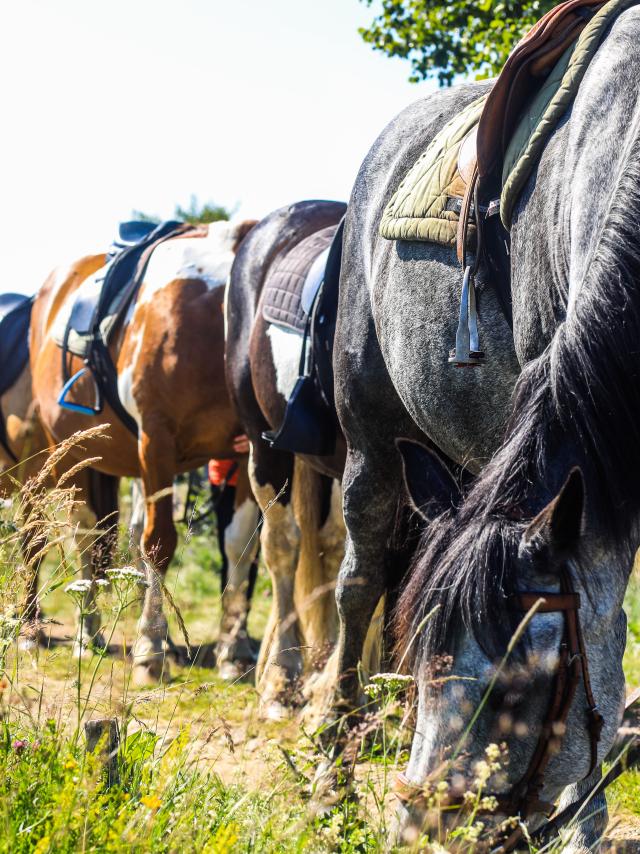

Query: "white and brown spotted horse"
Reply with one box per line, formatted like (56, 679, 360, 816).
(30, 220, 260, 683)
(226, 200, 388, 718)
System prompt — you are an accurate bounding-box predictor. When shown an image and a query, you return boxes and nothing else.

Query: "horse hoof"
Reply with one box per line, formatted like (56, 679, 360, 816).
(132, 658, 170, 687)
(308, 759, 342, 811)
(18, 627, 48, 652)
(217, 655, 256, 683)
(18, 636, 38, 652)
(218, 661, 244, 682)
(72, 632, 107, 659)
(259, 698, 292, 721)
(72, 643, 93, 660)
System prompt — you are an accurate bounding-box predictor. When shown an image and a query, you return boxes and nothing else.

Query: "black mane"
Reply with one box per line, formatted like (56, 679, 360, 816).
(395, 133, 640, 668)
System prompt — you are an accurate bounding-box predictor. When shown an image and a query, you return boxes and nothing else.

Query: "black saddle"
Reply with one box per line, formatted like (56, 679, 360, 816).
(262, 218, 345, 457)
(59, 220, 191, 435)
(0, 293, 33, 461)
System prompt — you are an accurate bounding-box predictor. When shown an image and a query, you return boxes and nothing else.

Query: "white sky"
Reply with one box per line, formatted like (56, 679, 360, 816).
(0, 0, 436, 295)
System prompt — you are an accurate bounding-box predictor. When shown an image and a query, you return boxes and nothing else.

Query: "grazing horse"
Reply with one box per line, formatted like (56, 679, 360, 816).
(0, 357, 119, 656)
(226, 200, 353, 716)
(333, 7, 640, 849)
(30, 219, 260, 683)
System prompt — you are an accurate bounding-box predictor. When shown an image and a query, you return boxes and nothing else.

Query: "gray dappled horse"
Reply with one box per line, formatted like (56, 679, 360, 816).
(333, 8, 640, 850)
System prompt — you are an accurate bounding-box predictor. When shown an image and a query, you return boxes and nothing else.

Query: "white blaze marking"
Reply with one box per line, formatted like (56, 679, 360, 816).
(266, 323, 304, 400)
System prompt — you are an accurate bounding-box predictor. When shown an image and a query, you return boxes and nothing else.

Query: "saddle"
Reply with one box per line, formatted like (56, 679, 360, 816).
(381, 0, 635, 366)
(56, 220, 202, 435)
(261, 219, 345, 456)
(0, 293, 33, 461)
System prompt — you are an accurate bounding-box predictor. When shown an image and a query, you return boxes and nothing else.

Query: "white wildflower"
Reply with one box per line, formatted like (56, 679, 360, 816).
(106, 566, 148, 586)
(65, 580, 93, 595)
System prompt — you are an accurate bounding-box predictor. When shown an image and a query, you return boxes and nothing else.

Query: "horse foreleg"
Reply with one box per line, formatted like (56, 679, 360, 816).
(554, 768, 608, 853)
(216, 471, 260, 680)
(333, 448, 399, 714)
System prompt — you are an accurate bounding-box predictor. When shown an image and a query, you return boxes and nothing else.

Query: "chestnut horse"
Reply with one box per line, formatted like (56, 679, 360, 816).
(30, 219, 259, 683)
(0, 356, 118, 656)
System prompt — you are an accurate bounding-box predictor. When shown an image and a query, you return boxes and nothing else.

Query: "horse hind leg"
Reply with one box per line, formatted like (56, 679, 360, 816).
(250, 446, 303, 717)
(70, 469, 119, 658)
(216, 468, 260, 681)
(299, 475, 346, 721)
(70, 502, 107, 658)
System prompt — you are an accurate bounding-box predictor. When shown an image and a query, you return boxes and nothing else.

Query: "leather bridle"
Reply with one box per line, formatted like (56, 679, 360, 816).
(394, 567, 604, 852)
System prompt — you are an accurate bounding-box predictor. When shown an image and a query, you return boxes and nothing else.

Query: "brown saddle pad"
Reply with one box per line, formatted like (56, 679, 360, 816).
(262, 226, 338, 333)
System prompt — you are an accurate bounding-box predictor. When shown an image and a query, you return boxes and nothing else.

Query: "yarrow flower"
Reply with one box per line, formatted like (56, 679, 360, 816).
(106, 566, 148, 586)
(364, 672, 414, 700)
(65, 580, 93, 595)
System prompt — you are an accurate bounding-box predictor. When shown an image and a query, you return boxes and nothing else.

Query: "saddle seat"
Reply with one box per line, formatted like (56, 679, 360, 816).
(477, 0, 607, 190)
(381, 0, 634, 244)
(262, 226, 337, 333)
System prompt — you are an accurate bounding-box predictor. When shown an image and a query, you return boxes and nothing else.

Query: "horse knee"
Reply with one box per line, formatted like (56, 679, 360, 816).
(260, 500, 300, 577)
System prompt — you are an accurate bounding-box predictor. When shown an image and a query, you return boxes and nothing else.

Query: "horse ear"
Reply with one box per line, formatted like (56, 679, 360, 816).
(396, 439, 461, 521)
(524, 467, 585, 554)
(231, 219, 258, 253)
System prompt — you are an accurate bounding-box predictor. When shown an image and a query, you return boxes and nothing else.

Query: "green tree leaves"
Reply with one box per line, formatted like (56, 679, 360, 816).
(359, 0, 555, 85)
(132, 195, 231, 225)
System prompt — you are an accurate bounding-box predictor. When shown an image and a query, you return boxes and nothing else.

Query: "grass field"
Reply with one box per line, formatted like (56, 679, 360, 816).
(1, 474, 639, 852)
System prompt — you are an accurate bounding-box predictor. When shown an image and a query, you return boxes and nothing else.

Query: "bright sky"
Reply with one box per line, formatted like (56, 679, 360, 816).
(0, 0, 436, 295)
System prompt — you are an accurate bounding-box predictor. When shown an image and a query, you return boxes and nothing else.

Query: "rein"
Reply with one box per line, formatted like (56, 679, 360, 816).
(394, 568, 609, 852)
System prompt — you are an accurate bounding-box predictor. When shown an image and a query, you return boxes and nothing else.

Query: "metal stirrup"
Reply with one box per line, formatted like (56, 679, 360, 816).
(448, 266, 485, 367)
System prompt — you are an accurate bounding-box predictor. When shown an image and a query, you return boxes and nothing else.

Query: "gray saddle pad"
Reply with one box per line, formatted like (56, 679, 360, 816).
(262, 226, 338, 333)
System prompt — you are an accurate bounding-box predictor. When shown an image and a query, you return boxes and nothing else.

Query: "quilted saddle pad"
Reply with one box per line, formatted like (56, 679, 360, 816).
(262, 225, 339, 333)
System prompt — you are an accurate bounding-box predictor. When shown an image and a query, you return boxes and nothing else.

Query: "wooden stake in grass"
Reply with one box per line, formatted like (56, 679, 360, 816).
(85, 717, 120, 787)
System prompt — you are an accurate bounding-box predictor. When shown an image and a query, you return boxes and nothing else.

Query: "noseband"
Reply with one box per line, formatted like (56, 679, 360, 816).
(394, 568, 604, 852)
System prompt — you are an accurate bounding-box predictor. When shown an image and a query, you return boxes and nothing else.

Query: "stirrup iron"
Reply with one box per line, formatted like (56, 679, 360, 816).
(448, 266, 485, 367)
(58, 364, 103, 416)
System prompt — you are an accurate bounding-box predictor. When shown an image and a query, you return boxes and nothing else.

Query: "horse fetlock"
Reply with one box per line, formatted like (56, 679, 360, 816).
(131, 634, 170, 685)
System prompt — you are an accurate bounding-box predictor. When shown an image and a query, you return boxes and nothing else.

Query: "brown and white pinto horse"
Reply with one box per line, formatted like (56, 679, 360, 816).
(226, 200, 376, 718)
(30, 219, 260, 682)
